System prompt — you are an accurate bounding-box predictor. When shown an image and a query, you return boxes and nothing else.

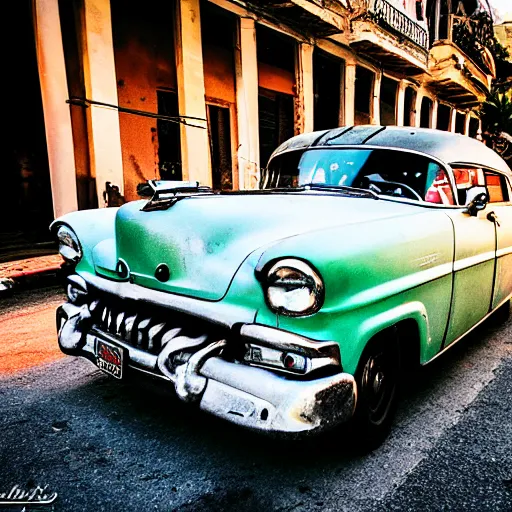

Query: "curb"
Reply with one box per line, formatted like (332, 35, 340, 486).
(0, 256, 69, 297)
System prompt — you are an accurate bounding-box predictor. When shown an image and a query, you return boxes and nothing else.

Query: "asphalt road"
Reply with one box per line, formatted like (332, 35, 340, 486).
(0, 287, 511, 511)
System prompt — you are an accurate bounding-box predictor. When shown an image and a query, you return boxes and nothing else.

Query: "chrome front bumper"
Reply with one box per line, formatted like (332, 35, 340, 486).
(56, 300, 356, 436)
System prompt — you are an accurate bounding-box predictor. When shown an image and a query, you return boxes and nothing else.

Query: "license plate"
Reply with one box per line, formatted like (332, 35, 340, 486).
(95, 339, 124, 379)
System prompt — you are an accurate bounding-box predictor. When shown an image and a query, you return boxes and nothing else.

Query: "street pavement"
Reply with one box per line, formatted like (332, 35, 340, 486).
(0, 287, 510, 511)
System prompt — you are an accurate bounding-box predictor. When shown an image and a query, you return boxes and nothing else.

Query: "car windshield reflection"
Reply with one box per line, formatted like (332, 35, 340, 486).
(263, 148, 456, 205)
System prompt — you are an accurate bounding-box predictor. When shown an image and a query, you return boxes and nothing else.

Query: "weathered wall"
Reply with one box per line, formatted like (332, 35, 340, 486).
(111, 0, 177, 202)
(204, 46, 236, 103)
(258, 63, 295, 95)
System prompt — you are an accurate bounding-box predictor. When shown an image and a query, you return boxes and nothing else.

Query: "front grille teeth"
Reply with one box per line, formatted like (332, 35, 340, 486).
(148, 322, 166, 351)
(124, 314, 137, 343)
(115, 312, 125, 336)
(137, 318, 151, 348)
(89, 299, 216, 356)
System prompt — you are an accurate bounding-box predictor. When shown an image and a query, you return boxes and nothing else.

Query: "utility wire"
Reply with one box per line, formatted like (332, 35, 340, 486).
(66, 96, 207, 129)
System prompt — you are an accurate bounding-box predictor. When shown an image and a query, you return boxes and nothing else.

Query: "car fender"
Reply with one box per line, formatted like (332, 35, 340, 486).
(355, 301, 430, 365)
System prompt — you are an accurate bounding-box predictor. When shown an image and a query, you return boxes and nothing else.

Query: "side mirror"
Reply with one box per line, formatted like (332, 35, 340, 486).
(465, 186, 489, 216)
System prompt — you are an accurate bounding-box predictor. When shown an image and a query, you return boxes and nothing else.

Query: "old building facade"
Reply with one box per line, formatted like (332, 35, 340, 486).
(4, 0, 501, 256)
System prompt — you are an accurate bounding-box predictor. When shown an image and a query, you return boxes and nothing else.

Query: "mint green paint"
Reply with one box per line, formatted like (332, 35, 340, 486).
(111, 195, 420, 300)
(51, 207, 119, 276)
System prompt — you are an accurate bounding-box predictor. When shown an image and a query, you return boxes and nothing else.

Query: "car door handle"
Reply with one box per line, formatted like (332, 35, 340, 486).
(487, 211, 500, 226)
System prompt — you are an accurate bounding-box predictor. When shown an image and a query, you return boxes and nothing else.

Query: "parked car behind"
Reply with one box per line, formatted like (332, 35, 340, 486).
(53, 126, 511, 448)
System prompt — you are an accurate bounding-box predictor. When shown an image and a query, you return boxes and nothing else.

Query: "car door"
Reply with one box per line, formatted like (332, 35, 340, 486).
(443, 167, 497, 347)
(484, 170, 512, 310)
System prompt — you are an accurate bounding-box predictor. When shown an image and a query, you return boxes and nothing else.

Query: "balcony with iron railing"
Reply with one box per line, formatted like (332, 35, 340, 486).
(426, 13, 496, 107)
(242, 1, 429, 59)
(347, 0, 429, 74)
(368, 0, 428, 50)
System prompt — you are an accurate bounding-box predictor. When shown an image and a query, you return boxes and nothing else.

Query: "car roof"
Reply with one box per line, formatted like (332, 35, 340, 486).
(270, 126, 511, 175)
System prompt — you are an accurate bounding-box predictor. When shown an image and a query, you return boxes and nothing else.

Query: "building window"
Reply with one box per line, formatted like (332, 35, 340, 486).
(437, 103, 451, 131)
(313, 49, 343, 131)
(380, 76, 398, 125)
(201, 1, 236, 190)
(355, 66, 374, 125)
(426, 0, 451, 46)
(157, 90, 182, 180)
(258, 90, 294, 170)
(207, 104, 232, 191)
(256, 25, 296, 169)
(420, 97, 433, 128)
(403, 86, 416, 127)
(455, 111, 465, 134)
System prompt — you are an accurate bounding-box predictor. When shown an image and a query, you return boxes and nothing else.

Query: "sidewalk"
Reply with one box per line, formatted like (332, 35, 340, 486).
(0, 254, 64, 293)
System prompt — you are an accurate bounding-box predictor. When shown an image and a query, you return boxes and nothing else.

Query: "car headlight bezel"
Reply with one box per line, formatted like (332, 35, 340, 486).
(56, 225, 82, 263)
(262, 258, 324, 317)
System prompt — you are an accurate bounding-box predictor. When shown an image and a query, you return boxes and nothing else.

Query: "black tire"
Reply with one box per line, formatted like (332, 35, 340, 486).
(351, 331, 401, 451)
(490, 299, 510, 325)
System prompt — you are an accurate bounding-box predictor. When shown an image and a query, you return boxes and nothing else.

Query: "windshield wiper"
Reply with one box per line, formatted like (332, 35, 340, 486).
(302, 183, 379, 200)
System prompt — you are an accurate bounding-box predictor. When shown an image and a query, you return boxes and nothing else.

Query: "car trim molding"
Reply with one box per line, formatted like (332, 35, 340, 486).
(497, 246, 512, 258)
(453, 250, 496, 272)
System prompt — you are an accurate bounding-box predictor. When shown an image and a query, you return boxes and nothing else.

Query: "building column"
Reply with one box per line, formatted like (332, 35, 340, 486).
(175, 0, 210, 187)
(476, 119, 483, 141)
(235, 17, 260, 190)
(82, 0, 124, 206)
(464, 112, 471, 136)
(396, 81, 407, 127)
(33, 0, 78, 218)
(449, 108, 457, 132)
(295, 43, 314, 134)
(344, 61, 356, 126)
(414, 91, 423, 127)
(372, 71, 382, 125)
(431, 99, 439, 129)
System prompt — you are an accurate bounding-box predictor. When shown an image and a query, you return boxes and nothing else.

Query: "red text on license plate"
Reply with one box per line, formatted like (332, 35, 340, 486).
(96, 339, 123, 379)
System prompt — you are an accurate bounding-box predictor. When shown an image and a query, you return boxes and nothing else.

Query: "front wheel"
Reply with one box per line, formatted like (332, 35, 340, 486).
(351, 333, 401, 450)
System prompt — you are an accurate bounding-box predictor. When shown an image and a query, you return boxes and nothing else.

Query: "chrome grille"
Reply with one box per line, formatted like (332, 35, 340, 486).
(89, 295, 225, 355)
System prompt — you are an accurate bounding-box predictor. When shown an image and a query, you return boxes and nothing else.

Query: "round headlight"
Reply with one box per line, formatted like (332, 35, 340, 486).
(265, 259, 324, 316)
(56, 225, 82, 263)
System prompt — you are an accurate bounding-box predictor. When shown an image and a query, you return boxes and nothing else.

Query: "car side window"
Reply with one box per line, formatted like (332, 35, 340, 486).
(453, 167, 485, 205)
(453, 167, 510, 205)
(484, 170, 510, 203)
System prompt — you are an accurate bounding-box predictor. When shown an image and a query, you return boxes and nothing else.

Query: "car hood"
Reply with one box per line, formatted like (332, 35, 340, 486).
(96, 193, 419, 300)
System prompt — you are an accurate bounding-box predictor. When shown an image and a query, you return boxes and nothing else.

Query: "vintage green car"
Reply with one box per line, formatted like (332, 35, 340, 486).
(53, 126, 512, 447)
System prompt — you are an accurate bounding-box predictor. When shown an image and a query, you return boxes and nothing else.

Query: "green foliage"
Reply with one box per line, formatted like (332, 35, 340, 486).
(481, 92, 512, 135)
(480, 91, 512, 162)
(452, 10, 511, 81)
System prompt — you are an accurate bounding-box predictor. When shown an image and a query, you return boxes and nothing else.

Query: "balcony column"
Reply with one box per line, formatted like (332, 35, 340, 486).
(235, 17, 260, 190)
(33, 0, 78, 217)
(431, 99, 439, 129)
(372, 71, 382, 125)
(396, 81, 407, 127)
(295, 43, 314, 134)
(449, 108, 457, 132)
(414, 92, 423, 128)
(464, 113, 471, 136)
(82, 0, 125, 205)
(344, 61, 356, 126)
(175, 0, 210, 186)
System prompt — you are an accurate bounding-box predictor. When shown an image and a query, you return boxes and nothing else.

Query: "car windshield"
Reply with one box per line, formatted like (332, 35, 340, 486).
(262, 148, 456, 205)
